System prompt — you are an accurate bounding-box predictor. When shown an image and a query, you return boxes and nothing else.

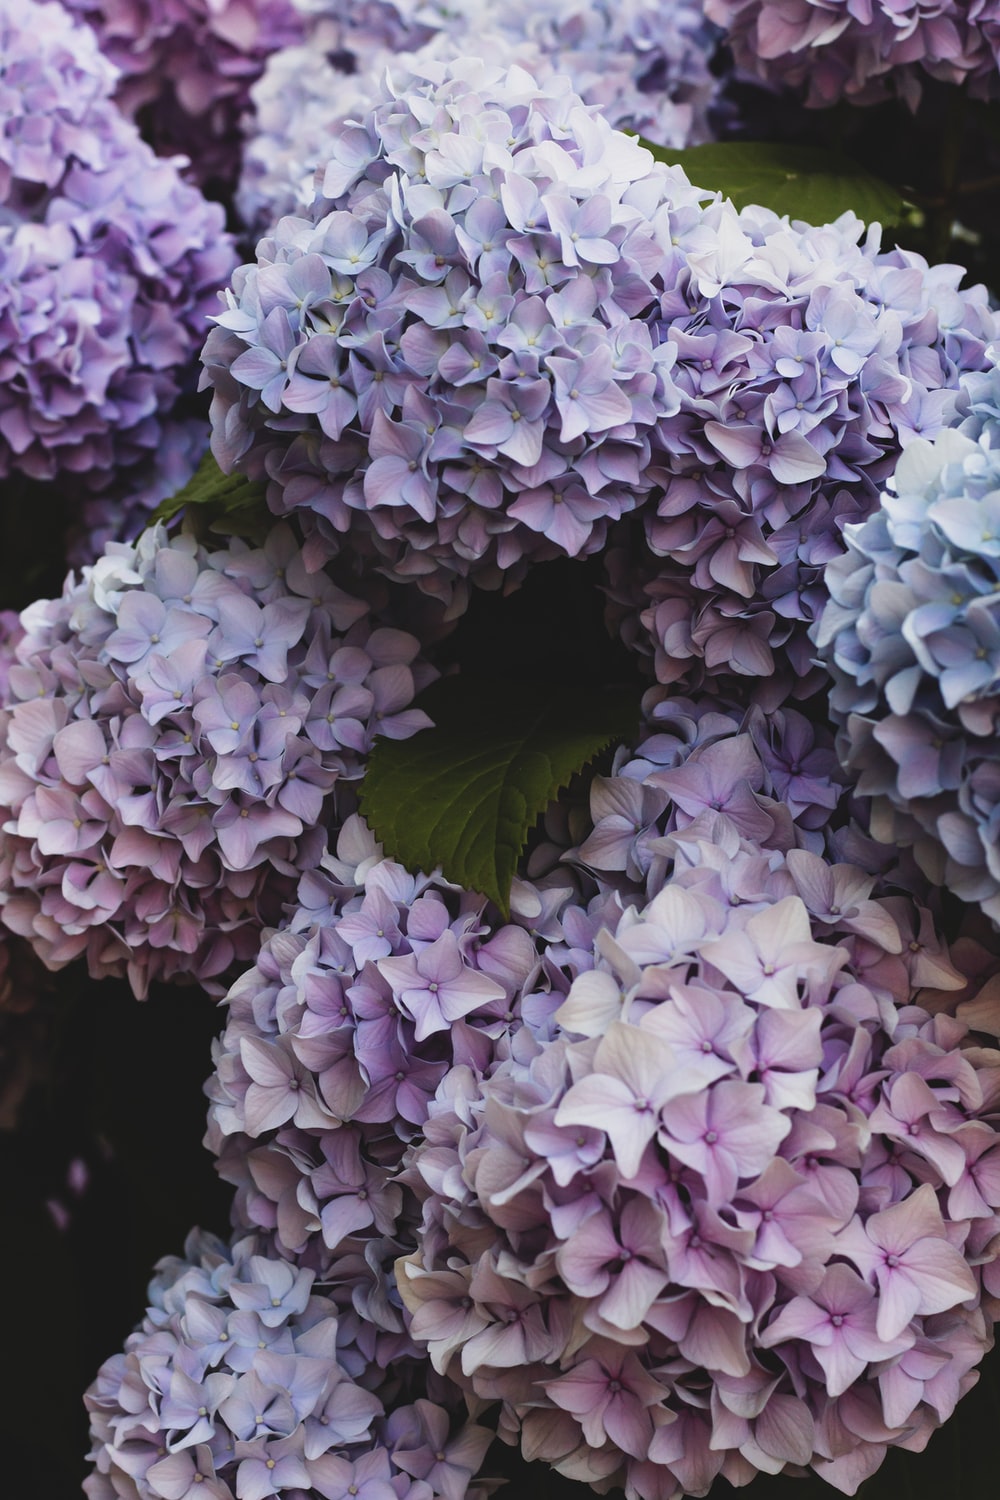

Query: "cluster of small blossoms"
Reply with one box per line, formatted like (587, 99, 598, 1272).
(84, 1225, 495, 1500)
(604, 205, 999, 704)
(815, 353, 1000, 925)
(0, 525, 435, 997)
(0, 0, 236, 492)
(61, 0, 303, 191)
(399, 816, 1000, 1498)
(706, 0, 1000, 110)
(204, 811, 612, 1371)
(238, 0, 722, 232)
(566, 690, 851, 897)
(204, 59, 691, 605)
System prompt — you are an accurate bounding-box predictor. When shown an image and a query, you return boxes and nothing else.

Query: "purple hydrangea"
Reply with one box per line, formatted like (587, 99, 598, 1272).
(399, 815, 1000, 1496)
(0, 524, 435, 996)
(61, 0, 303, 192)
(605, 204, 999, 705)
(0, 0, 236, 496)
(238, 0, 723, 233)
(815, 351, 1000, 924)
(84, 1225, 495, 1500)
(706, 0, 1000, 109)
(204, 58, 696, 605)
(205, 810, 603, 1372)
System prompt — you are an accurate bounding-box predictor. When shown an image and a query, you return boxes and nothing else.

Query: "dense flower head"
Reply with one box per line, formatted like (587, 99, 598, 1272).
(706, 0, 1000, 110)
(400, 816, 1000, 1496)
(0, 0, 236, 491)
(84, 1224, 495, 1500)
(238, 0, 723, 232)
(0, 524, 435, 997)
(815, 351, 1000, 925)
(204, 57, 699, 604)
(61, 0, 303, 191)
(604, 204, 999, 705)
(205, 810, 608, 1371)
(565, 689, 852, 897)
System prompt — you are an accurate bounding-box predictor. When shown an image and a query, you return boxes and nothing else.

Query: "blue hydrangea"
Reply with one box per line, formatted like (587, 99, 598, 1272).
(84, 1225, 494, 1500)
(815, 350, 1000, 923)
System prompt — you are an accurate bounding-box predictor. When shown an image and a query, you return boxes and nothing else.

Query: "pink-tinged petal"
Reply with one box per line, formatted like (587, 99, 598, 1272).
(770, 432, 827, 484)
(897, 1237, 978, 1315)
(52, 719, 108, 784)
(599, 1257, 668, 1330)
(874, 1270, 923, 1342)
(602, 1394, 654, 1459)
(754, 1395, 814, 1466)
(759, 1295, 831, 1347)
(555, 1072, 653, 1178)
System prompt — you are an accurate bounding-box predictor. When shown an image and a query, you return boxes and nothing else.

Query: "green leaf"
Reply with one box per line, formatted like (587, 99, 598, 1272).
(149, 451, 270, 541)
(359, 677, 641, 916)
(641, 139, 907, 228)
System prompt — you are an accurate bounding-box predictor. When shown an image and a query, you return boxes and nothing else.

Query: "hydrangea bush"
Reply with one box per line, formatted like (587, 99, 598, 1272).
(3, 13, 1000, 1500)
(0, 0, 236, 495)
(0, 525, 434, 995)
(211, 56, 1000, 688)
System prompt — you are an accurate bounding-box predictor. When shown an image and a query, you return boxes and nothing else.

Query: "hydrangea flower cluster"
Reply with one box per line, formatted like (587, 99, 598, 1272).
(204, 59, 694, 603)
(569, 690, 850, 894)
(84, 1225, 495, 1500)
(400, 816, 1000, 1496)
(0, 524, 435, 996)
(706, 0, 1000, 109)
(605, 206, 999, 703)
(0, 0, 236, 494)
(61, 0, 303, 191)
(238, 0, 723, 232)
(815, 353, 1000, 925)
(204, 810, 604, 1375)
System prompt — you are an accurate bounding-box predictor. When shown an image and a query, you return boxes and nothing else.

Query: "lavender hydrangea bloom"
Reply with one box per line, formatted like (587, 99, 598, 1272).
(205, 58, 694, 603)
(205, 811, 603, 1373)
(61, 0, 303, 192)
(606, 204, 999, 704)
(239, 0, 723, 232)
(84, 1225, 494, 1500)
(815, 352, 1000, 924)
(706, 0, 1000, 109)
(399, 816, 1000, 1496)
(0, 525, 435, 997)
(0, 0, 236, 494)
